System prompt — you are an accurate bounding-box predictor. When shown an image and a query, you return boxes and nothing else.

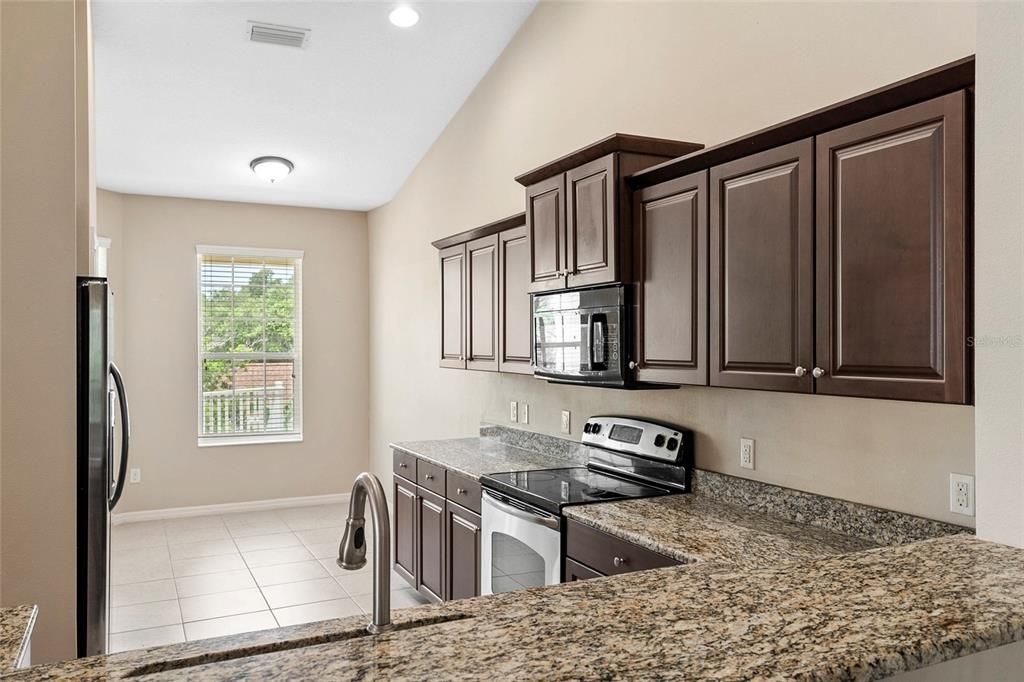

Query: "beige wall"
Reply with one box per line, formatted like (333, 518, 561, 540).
(1, 0, 81, 663)
(975, 2, 1024, 546)
(98, 193, 370, 513)
(368, 1, 978, 525)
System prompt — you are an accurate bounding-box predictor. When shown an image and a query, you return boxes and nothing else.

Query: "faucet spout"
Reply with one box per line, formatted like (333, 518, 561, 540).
(338, 472, 393, 634)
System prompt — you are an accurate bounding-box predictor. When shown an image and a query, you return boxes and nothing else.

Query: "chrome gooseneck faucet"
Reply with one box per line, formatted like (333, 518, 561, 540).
(338, 472, 393, 634)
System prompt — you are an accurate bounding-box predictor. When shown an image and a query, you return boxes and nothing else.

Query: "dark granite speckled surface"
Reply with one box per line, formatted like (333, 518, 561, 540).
(10, 536, 1024, 680)
(564, 494, 876, 568)
(0, 607, 36, 672)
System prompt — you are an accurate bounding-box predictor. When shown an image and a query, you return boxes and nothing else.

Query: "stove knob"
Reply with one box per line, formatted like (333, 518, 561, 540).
(666, 437, 679, 451)
(583, 423, 592, 434)
(592, 424, 602, 434)
(654, 434, 666, 448)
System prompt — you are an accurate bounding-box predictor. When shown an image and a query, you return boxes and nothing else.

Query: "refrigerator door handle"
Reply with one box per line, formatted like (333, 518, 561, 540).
(108, 362, 130, 510)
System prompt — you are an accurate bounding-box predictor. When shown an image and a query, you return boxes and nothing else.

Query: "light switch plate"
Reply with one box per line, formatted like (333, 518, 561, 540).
(520, 403, 529, 424)
(129, 468, 141, 484)
(509, 401, 518, 423)
(739, 438, 755, 470)
(560, 410, 571, 434)
(950, 473, 975, 516)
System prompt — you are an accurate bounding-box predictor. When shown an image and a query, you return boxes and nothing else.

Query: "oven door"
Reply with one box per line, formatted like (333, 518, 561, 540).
(480, 489, 562, 595)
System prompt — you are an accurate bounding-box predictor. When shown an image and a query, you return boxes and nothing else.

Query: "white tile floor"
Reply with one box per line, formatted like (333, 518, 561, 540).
(109, 503, 429, 653)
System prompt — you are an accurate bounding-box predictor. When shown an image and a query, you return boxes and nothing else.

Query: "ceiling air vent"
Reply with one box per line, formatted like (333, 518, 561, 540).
(247, 21, 311, 49)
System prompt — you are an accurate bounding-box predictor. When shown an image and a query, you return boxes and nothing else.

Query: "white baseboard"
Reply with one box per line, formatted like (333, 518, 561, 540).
(111, 492, 350, 525)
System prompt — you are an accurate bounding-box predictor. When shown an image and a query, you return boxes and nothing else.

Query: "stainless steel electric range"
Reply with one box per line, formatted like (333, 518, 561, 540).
(479, 416, 694, 595)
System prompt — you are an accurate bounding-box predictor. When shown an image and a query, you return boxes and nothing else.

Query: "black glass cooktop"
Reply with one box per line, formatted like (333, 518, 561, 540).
(480, 467, 670, 514)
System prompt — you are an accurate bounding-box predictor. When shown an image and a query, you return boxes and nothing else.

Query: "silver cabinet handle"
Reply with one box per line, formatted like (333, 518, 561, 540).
(794, 366, 807, 377)
(613, 556, 627, 567)
(812, 367, 826, 379)
(424, 473, 434, 481)
(456, 487, 466, 495)
(398, 462, 408, 469)
(628, 360, 639, 370)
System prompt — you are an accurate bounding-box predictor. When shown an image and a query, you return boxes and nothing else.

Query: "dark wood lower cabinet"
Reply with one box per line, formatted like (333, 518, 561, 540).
(394, 452, 483, 603)
(564, 557, 604, 582)
(415, 487, 446, 603)
(393, 477, 416, 585)
(445, 502, 481, 601)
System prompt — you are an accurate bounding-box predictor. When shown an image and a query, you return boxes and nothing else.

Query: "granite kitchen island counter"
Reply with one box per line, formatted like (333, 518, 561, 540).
(10, 535, 1024, 680)
(564, 494, 878, 568)
(0, 606, 35, 672)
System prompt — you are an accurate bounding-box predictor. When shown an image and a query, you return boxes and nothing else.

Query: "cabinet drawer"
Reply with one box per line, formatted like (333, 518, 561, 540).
(564, 557, 604, 582)
(393, 449, 417, 481)
(565, 519, 680, 576)
(445, 471, 481, 514)
(416, 459, 446, 497)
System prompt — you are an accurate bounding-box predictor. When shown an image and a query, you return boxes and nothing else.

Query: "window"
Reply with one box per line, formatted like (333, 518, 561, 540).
(196, 245, 303, 446)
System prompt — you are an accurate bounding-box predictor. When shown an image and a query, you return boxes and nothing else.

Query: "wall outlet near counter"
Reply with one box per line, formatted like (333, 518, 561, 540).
(950, 473, 975, 516)
(560, 410, 571, 434)
(509, 401, 518, 423)
(129, 468, 141, 484)
(520, 403, 529, 424)
(739, 438, 755, 470)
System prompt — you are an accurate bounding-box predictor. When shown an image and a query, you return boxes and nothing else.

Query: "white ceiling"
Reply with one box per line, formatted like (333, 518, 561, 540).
(93, 1, 535, 211)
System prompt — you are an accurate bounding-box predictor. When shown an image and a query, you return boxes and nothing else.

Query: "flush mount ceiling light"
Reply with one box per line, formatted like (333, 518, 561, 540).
(388, 5, 419, 28)
(250, 156, 294, 183)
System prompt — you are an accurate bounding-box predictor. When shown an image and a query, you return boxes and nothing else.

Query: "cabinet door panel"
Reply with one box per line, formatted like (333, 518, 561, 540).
(393, 478, 416, 587)
(416, 488, 445, 603)
(498, 226, 533, 374)
(710, 139, 814, 392)
(439, 244, 466, 368)
(634, 170, 707, 385)
(567, 154, 617, 288)
(445, 502, 481, 601)
(816, 91, 967, 402)
(526, 174, 566, 293)
(466, 235, 498, 371)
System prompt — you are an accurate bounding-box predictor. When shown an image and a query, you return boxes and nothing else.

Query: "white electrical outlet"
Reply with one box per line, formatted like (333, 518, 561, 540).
(129, 468, 141, 484)
(520, 403, 529, 424)
(509, 401, 518, 423)
(950, 473, 975, 516)
(739, 438, 755, 470)
(560, 410, 571, 434)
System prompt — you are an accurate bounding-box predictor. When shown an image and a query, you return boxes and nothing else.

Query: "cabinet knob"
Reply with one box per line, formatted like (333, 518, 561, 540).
(612, 556, 627, 568)
(457, 487, 466, 495)
(424, 473, 434, 481)
(399, 462, 408, 469)
(628, 361, 639, 370)
(794, 366, 807, 377)
(812, 367, 826, 379)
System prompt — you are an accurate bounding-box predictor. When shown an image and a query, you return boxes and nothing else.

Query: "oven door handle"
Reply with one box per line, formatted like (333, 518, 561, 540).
(482, 489, 560, 530)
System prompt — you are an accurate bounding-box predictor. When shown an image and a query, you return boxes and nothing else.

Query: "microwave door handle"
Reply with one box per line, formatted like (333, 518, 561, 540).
(592, 315, 606, 368)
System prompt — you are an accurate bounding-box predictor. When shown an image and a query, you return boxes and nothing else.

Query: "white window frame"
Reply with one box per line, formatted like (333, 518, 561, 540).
(195, 244, 304, 447)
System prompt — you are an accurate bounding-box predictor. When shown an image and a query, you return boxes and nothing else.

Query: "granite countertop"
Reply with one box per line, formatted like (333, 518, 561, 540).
(0, 607, 36, 672)
(390, 437, 586, 480)
(12, 535, 1024, 680)
(564, 494, 877, 568)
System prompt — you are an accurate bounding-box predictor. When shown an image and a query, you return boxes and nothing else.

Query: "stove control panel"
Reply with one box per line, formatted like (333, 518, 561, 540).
(581, 416, 693, 464)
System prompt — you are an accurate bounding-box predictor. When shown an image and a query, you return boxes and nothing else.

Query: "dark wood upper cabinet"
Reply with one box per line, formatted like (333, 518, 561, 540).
(466, 235, 498, 371)
(498, 225, 533, 374)
(438, 244, 466, 369)
(415, 487, 446, 603)
(566, 155, 617, 288)
(633, 170, 708, 385)
(445, 502, 481, 601)
(815, 91, 967, 403)
(435, 213, 531, 375)
(393, 477, 416, 586)
(710, 138, 815, 393)
(518, 135, 704, 294)
(526, 174, 567, 292)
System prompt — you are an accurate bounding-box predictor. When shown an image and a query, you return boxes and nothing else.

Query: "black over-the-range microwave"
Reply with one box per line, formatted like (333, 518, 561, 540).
(532, 284, 672, 389)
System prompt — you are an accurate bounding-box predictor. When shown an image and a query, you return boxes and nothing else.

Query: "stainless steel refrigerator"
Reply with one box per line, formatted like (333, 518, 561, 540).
(76, 277, 131, 657)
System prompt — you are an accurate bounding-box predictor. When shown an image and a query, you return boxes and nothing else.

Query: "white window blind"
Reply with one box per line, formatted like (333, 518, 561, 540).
(197, 246, 303, 445)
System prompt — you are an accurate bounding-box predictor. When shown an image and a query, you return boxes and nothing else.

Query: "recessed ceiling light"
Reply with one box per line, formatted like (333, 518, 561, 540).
(250, 156, 293, 183)
(389, 5, 419, 28)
